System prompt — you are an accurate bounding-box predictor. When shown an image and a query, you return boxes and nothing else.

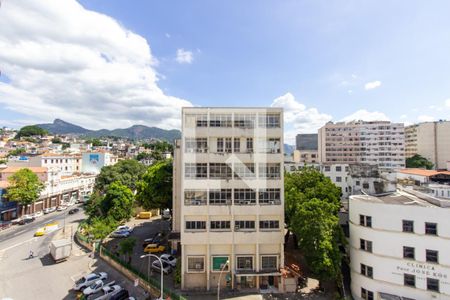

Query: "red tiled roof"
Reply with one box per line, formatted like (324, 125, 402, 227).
(0, 167, 48, 173)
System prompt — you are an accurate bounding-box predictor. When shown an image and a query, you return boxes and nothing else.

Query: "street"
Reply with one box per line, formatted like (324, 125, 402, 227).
(0, 207, 144, 300)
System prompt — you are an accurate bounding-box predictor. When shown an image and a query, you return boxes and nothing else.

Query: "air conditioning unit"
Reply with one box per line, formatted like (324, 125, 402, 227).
(269, 201, 275, 205)
(244, 201, 251, 205)
(235, 225, 240, 230)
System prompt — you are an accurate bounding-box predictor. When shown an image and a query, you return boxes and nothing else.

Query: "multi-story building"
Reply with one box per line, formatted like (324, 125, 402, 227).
(176, 107, 285, 292)
(7, 153, 82, 176)
(295, 133, 318, 151)
(349, 190, 450, 300)
(318, 121, 405, 170)
(405, 121, 450, 170)
(81, 151, 118, 174)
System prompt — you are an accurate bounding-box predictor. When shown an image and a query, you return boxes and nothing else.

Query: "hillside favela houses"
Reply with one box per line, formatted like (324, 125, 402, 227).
(171, 107, 293, 293)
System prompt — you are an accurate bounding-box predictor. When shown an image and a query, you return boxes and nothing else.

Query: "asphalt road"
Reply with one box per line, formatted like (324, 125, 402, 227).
(0, 207, 145, 300)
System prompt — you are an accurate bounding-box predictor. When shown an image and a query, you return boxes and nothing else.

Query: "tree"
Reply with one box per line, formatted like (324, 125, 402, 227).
(51, 137, 62, 144)
(136, 159, 173, 211)
(285, 167, 343, 283)
(85, 138, 103, 147)
(15, 125, 47, 138)
(406, 154, 434, 170)
(7, 148, 26, 157)
(118, 237, 136, 264)
(6, 168, 44, 214)
(102, 182, 134, 222)
(94, 159, 146, 193)
(87, 216, 118, 240)
(136, 152, 152, 161)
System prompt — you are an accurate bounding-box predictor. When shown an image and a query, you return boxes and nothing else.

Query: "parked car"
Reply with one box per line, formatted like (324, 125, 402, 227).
(57, 206, 67, 211)
(110, 230, 130, 238)
(136, 211, 151, 219)
(83, 280, 115, 296)
(160, 254, 177, 268)
(142, 233, 162, 247)
(32, 211, 43, 218)
(92, 285, 122, 300)
(109, 289, 129, 300)
(116, 225, 133, 233)
(143, 243, 165, 254)
(44, 207, 56, 214)
(18, 215, 35, 225)
(162, 209, 171, 220)
(68, 208, 80, 214)
(151, 260, 172, 275)
(73, 272, 108, 291)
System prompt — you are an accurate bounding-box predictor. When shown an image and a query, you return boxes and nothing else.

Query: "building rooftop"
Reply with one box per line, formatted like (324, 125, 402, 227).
(399, 168, 450, 177)
(0, 166, 48, 173)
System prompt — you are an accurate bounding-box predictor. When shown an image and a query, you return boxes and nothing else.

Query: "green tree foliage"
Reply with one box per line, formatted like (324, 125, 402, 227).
(15, 125, 48, 138)
(136, 159, 173, 210)
(406, 154, 434, 170)
(285, 167, 343, 282)
(136, 152, 152, 161)
(94, 159, 146, 193)
(87, 216, 118, 240)
(85, 138, 103, 147)
(6, 168, 44, 211)
(7, 148, 26, 157)
(118, 237, 136, 264)
(51, 137, 62, 144)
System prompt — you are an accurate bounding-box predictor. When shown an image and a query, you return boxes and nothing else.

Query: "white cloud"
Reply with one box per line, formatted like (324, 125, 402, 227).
(400, 114, 407, 119)
(418, 115, 435, 122)
(176, 48, 194, 64)
(445, 99, 450, 107)
(0, 0, 192, 130)
(340, 109, 390, 122)
(271, 93, 332, 144)
(364, 80, 382, 90)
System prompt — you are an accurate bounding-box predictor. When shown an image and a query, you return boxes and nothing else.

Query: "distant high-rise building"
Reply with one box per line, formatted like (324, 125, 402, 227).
(318, 121, 405, 169)
(295, 133, 318, 150)
(405, 121, 450, 169)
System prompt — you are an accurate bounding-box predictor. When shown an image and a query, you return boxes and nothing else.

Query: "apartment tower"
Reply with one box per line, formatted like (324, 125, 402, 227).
(178, 107, 285, 292)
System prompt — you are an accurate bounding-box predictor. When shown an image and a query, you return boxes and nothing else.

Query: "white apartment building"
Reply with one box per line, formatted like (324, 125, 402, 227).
(318, 121, 405, 170)
(178, 107, 285, 292)
(7, 153, 82, 176)
(405, 121, 450, 170)
(81, 151, 118, 174)
(349, 191, 450, 300)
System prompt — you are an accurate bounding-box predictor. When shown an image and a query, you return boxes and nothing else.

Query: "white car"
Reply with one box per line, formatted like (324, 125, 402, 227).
(73, 272, 108, 291)
(92, 285, 122, 300)
(160, 254, 177, 268)
(116, 225, 133, 233)
(151, 260, 172, 275)
(32, 211, 43, 218)
(44, 207, 56, 214)
(57, 206, 67, 211)
(83, 280, 115, 296)
(110, 230, 130, 238)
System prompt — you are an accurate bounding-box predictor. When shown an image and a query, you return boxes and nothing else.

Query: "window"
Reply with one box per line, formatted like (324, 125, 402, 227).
(261, 256, 277, 271)
(404, 274, 415, 287)
(184, 190, 207, 205)
(225, 138, 232, 153)
(187, 256, 205, 272)
(426, 250, 439, 263)
(425, 222, 437, 235)
(402, 220, 414, 233)
(217, 138, 224, 153)
(403, 246, 415, 259)
(185, 163, 207, 178)
(336, 166, 342, 172)
(361, 288, 374, 300)
(234, 138, 241, 153)
(356, 180, 360, 186)
(234, 163, 256, 179)
(236, 256, 253, 270)
(259, 163, 281, 179)
(234, 114, 255, 128)
(210, 114, 232, 127)
(336, 176, 342, 182)
(360, 215, 372, 227)
(212, 256, 229, 272)
(196, 114, 208, 127)
(185, 221, 206, 231)
(258, 113, 280, 128)
(259, 220, 280, 230)
(210, 221, 231, 231)
(209, 163, 232, 179)
(209, 189, 232, 205)
(427, 278, 439, 292)
(360, 239, 373, 252)
(362, 183, 370, 189)
(185, 138, 208, 153)
(360, 264, 373, 278)
(246, 138, 253, 153)
(234, 220, 255, 231)
(259, 189, 281, 205)
(324, 166, 331, 172)
(257, 138, 281, 153)
(234, 189, 256, 205)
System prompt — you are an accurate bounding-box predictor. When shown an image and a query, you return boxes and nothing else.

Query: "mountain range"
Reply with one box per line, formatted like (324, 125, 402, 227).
(36, 119, 181, 141)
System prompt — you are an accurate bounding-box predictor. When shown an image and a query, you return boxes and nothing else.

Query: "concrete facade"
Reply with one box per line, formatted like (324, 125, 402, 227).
(179, 107, 285, 293)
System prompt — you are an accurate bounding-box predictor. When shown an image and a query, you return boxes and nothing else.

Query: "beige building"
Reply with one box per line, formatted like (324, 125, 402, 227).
(318, 121, 405, 170)
(292, 149, 318, 164)
(405, 121, 450, 170)
(176, 107, 285, 293)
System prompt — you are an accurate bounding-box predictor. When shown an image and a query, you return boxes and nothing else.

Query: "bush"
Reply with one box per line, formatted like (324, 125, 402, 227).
(174, 259, 181, 284)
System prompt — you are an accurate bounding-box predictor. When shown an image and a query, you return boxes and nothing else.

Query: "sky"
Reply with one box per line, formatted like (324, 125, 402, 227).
(1, 0, 450, 143)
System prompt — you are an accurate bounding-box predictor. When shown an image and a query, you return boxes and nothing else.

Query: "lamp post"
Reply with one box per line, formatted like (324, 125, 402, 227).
(140, 254, 164, 300)
(217, 260, 229, 300)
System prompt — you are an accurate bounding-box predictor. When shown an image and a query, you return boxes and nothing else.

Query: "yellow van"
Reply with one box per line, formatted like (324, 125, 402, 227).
(144, 244, 165, 253)
(35, 223, 59, 236)
(137, 211, 152, 219)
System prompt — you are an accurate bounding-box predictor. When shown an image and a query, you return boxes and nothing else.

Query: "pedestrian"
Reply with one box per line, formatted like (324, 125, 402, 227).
(29, 250, 34, 259)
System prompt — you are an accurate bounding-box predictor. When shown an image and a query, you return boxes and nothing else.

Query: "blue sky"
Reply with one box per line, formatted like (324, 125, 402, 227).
(1, 1, 450, 142)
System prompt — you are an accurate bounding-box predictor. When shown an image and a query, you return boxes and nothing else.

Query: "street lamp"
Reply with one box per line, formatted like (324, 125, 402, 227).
(217, 260, 229, 300)
(140, 254, 164, 300)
